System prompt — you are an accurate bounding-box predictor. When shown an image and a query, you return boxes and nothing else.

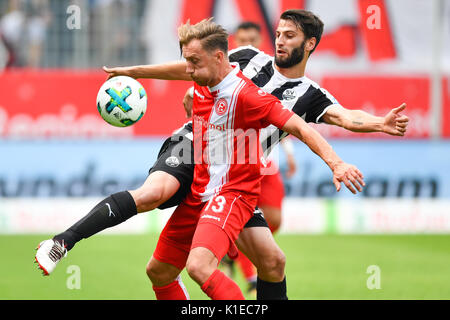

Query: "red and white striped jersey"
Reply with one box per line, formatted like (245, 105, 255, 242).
(191, 63, 293, 202)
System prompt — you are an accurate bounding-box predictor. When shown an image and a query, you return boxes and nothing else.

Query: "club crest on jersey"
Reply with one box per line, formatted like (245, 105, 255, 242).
(257, 89, 267, 96)
(282, 89, 296, 100)
(215, 98, 228, 115)
(165, 156, 180, 167)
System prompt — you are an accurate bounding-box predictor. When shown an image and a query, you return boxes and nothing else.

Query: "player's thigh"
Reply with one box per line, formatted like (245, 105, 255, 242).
(129, 170, 180, 213)
(153, 199, 203, 271)
(192, 192, 256, 262)
(148, 137, 194, 210)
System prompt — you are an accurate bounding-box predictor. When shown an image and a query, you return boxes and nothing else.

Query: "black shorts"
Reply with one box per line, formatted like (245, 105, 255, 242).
(149, 135, 194, 209)
(244, 207, 269, 228)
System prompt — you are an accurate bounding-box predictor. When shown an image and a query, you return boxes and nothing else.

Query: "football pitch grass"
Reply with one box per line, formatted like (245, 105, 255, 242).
(1, 234, 450, 300)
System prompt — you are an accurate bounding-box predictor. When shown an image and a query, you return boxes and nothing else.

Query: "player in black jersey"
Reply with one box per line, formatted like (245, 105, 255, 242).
(36, 9, 409, 299)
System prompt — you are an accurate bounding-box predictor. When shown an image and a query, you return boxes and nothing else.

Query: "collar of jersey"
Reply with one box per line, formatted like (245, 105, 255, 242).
(271, 59, 306, 83)
(208, 62, 240, 93)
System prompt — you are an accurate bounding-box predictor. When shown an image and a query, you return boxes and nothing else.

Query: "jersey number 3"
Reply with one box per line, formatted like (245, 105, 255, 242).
(205, 195, 226, 213)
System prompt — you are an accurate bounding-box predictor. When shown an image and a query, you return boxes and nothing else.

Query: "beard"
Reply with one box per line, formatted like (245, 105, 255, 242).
(274, 40, 306, 69)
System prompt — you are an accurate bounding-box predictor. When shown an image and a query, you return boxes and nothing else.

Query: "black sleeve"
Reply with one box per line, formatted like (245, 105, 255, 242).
(228, 46, 259, 71)
(292, 86, 338, 123)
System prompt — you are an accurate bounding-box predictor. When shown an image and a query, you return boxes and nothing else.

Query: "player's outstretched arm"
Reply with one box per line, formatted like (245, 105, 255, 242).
(321, 103, 409, 136)
(102, 61, 191, 81)
(282, 114, 365, 194)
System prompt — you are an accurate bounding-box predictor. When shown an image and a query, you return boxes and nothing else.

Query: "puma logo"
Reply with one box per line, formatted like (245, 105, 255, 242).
(105, 203, 115, 218)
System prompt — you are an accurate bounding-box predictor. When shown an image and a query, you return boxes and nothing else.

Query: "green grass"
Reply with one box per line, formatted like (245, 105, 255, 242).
(1, 234, 450, 300)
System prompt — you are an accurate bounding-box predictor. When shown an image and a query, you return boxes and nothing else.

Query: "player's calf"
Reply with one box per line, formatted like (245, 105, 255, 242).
(53, 191, 137, 251)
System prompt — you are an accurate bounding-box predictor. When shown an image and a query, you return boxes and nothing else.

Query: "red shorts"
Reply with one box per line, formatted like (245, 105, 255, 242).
(153, 191, 257, 270)
(258, 163, 285, 209)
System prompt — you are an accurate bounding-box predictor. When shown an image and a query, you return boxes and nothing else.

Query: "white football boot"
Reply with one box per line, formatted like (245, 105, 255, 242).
(35, 239, 67, 276)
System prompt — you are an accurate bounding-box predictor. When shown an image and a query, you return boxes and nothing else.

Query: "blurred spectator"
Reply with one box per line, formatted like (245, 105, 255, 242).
(0, 0, 26, 67)
(90, 0, 143, 67)
(234, 21, 262, 48)
(25, 0, 51, 68)
(0, 0, 50, 68)
(0, 0, 146, 69)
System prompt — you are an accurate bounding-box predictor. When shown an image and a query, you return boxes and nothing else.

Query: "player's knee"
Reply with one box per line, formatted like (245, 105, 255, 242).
(258, 249, 286, 281)
(132, 184, 165, 213)
(146, 260, 174, 286)
(186, 255, 213, 285)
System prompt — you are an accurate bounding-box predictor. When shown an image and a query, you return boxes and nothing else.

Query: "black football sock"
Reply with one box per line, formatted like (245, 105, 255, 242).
(53, 191, 137, 251)
(256, 276, 288, 300)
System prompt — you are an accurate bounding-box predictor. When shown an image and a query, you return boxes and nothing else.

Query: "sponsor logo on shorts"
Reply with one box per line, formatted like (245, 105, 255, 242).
(165, 156, 180, 167)
(201, 214, 221, 222)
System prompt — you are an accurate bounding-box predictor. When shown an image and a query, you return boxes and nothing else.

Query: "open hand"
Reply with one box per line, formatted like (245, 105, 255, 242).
(332, 162, 365, 194)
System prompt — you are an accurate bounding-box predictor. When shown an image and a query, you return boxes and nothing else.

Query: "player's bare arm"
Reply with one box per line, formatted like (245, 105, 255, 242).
(103, 61, 190, 81)
(282, 113, 365, 194)
(322, 103, 409, 136)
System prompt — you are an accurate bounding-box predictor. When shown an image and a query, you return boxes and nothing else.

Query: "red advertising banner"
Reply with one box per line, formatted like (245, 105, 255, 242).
(443, 77, 450, 138)
(0, 70, 191, 138)
(0, 71, 444, 139)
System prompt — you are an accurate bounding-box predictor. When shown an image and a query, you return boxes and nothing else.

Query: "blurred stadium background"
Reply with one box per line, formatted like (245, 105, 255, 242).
(1, 0, 450, 300)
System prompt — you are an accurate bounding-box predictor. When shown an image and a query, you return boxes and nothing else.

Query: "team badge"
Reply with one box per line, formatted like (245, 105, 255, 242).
(215, 98, 228, 115)
(257, 89, 267, 96)
(282, 89, 296, 100)
(165, 156, 180, 167)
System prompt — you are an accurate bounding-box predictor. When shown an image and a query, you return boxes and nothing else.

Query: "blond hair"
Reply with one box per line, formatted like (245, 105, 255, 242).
(178, 18, 229, 54)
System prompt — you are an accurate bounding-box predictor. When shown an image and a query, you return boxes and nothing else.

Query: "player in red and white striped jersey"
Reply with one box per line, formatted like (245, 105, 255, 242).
(147, 18, 364, 300)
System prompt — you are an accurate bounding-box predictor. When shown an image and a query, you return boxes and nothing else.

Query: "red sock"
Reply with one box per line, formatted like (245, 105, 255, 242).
(236, 251, 256, 282)
(201, 269, 245, 300)
(153, 275, 190, 300)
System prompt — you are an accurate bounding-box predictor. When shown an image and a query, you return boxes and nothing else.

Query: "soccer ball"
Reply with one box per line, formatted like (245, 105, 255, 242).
(96, 76, 147, 127)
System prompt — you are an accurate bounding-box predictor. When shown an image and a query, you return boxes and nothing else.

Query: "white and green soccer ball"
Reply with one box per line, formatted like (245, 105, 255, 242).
(96, 76, 147, 127)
